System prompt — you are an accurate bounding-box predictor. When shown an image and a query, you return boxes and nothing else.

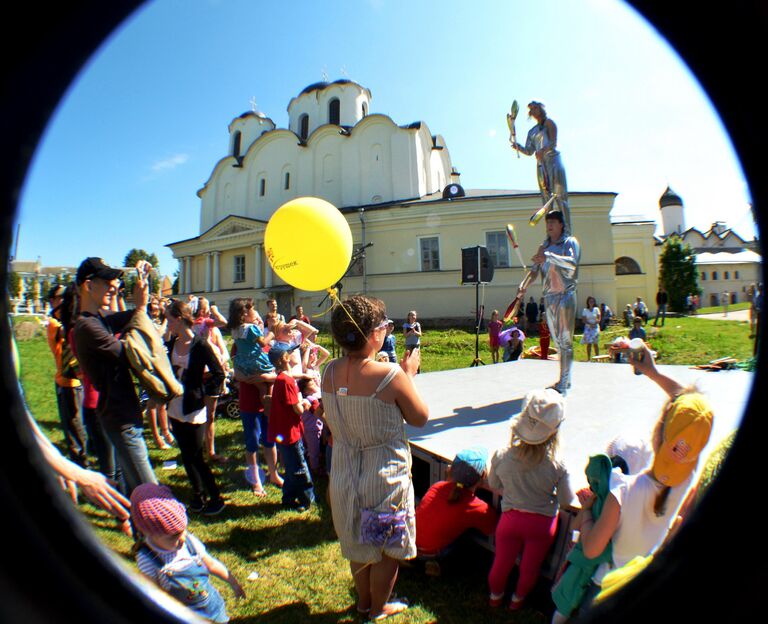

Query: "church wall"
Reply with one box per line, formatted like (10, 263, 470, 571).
(612, 222, 659, 313)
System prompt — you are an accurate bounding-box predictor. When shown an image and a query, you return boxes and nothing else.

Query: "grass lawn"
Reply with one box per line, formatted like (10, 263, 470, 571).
(14, 315, 755, 623)
(694, 301, 751, 315)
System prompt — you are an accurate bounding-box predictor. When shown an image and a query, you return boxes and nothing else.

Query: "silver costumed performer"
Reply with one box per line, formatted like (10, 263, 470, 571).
(513, 101, 571, 233)
(532, 211, 580, 395)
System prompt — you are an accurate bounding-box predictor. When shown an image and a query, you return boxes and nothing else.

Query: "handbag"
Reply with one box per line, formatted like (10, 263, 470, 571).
(359, 505, 408, 548)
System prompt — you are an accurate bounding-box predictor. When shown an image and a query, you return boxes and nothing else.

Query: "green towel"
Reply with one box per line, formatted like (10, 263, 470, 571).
(551, 454, 614, 616)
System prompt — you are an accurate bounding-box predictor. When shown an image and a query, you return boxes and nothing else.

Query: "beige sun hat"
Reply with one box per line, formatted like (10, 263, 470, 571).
(512, 388, 565, 445)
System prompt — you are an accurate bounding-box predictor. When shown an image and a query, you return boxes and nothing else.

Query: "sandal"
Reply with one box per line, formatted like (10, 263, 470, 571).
(369, 601, 408, 621)
(251, 485, 267, 498)
(154, 439, 171, 450)
(162, 431, 175, 446)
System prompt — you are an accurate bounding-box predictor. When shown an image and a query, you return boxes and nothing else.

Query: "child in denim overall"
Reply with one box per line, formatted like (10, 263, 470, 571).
(131, 483, 245, 622)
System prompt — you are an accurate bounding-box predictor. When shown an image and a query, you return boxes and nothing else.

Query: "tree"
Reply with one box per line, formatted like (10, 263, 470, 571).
(123, 248, 159, 268)
(7, 271, 22, 299)
(658, 235, 701, 312)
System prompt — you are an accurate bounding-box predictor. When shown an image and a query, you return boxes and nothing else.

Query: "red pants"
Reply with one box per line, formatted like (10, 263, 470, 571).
(540, 337, 550, 359)
(488, 508, 557, 600)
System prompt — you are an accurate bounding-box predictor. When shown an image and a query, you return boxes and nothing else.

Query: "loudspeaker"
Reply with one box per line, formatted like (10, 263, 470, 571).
(461, 246, 494, 284)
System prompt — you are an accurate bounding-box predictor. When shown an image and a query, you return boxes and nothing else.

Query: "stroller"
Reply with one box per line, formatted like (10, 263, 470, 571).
(215, 373, 240, 420)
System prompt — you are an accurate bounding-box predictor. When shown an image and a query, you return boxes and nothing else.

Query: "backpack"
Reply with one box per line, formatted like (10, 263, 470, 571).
(123, 310, 183, 403)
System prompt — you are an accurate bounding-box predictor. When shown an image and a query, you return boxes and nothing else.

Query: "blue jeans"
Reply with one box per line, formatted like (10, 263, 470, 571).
(278, 440, 315, 508)
(654, 304, 667, 326)
(105, 424, 157, 495)
(240, 410, 274, 453)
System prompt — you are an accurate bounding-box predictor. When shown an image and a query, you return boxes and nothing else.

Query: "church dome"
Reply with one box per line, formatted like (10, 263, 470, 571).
(659, 186, 683, 209)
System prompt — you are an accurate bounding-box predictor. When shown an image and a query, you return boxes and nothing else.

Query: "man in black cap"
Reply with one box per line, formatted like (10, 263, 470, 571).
(73, 257, 157, 494)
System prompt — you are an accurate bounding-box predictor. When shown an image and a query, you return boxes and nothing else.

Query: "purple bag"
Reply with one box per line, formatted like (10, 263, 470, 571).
(359, 508, 408, 548)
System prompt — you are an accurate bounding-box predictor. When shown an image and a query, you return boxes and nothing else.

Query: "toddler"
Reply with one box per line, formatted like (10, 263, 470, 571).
(488, 310, 502, 364)
(415, 447, 498, 576)
(131, 483, 244, 622)
(227, 298, 276, 406)
(488, 389, 573, 610)
(298, 376, 324, 475)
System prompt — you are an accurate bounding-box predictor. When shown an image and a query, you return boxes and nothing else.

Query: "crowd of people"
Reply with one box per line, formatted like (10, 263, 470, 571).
(30, 255, 732, 622)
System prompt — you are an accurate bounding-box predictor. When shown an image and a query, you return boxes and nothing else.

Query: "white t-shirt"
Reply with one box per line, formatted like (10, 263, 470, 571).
(593, 469, 692, 584)
(582, 307, 600, 325)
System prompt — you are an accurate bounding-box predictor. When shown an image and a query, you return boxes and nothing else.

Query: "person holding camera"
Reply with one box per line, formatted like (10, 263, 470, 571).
(73, 257, 158, 495)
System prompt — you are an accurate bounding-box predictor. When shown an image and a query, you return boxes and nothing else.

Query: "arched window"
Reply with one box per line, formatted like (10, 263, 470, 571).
(284, 171, 290, 190)
(259, 178, 266, 197)
(299, 114, 309, 140)
(724, 271, 730, 279)
(362, 102, 368, 117)
(701, 272, 707, 281)
(329, 98, 340, 125)
(735, 270, 740, 279)
(614, 256, 642, 275)
(712, 271, 718, 280)
(232, 131, 241, 158)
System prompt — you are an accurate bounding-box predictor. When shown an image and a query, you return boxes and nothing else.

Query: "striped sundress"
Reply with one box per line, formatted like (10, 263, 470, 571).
(321, 362, 416, 563)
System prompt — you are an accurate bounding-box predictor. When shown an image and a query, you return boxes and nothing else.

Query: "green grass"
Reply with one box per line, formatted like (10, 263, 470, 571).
(14, 317, 755, 623)
(694, 301, 751, 315)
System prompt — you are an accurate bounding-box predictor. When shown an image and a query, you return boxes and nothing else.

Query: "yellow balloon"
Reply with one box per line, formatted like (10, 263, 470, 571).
(265, 197, 353, 291)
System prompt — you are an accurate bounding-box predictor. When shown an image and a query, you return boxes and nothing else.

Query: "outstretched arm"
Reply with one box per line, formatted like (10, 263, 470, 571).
(629, 344, 686, 398)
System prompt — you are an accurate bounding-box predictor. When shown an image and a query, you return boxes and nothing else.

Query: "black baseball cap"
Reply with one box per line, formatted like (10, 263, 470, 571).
(545, 210, 564, 223)
(76, 257, 123, 285)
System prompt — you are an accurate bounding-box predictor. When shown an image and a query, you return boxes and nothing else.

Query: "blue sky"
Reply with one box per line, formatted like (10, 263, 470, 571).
(14, 0, 755, 277)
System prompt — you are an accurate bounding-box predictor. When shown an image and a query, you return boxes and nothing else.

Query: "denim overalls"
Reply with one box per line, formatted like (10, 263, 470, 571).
(141, 536, 228, 623)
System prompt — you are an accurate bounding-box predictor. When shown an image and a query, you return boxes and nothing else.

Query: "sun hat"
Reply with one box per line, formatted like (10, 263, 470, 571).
(606, 434, 653, 475)
(451, 447, 489, 488)
(652, 392, 713, 487)
(130, 483, 187, 537)
(512, 388, 565, 445)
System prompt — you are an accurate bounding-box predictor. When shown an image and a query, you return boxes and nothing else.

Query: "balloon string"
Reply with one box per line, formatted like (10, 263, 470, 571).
(313, 288, 369, 344)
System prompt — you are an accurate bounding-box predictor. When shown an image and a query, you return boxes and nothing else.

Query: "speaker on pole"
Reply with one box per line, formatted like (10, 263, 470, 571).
(461, 246, 494, 284)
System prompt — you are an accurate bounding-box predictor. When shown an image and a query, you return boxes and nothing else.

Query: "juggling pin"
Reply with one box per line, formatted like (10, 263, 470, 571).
(528, 193, 558, 226)
(505, 224, 527, 270)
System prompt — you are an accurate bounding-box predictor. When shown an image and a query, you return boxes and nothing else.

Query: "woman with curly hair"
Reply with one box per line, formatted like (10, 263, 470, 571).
(321, 296, 428, 621)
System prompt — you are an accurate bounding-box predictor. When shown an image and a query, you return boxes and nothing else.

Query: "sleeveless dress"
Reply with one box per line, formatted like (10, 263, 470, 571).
(321, 361, 416, 564)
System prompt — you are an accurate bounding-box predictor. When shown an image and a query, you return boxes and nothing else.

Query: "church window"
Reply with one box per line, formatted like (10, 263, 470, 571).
(362, 102, 367, 117)
(233, 255, 245, 283)
(233, 131, 241, 158)
(701, 272, 706, 281)
(299, 114, 309, 140)
(420, 237, 440, 272)
(329, 98, 340, 125)
(485, 231, 509, 268)
(712, 271, 718, 280)
(259, 178, 266, 197)
(284, 171, 290, 190)
(735, 270, 740, 279)
(614, 256, 641, 275)
(724, 271, 730, 280)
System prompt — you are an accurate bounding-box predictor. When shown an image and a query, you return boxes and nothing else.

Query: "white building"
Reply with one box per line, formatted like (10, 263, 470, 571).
(654, 186, 761, 305)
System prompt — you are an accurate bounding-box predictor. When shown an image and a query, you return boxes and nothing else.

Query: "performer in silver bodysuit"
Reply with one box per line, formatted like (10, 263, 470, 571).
(531, 211, 580, 395)
(512, 101, 571, 233)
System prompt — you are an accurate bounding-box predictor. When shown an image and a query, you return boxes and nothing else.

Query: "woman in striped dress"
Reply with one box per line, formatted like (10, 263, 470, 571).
(321, 295, 429, 621)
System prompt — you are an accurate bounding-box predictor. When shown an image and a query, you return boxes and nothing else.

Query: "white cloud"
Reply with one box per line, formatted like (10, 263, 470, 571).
(151, 153, 189, 173)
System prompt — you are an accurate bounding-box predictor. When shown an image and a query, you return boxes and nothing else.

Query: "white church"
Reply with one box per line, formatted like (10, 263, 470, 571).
(167, 80, 758, 321)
